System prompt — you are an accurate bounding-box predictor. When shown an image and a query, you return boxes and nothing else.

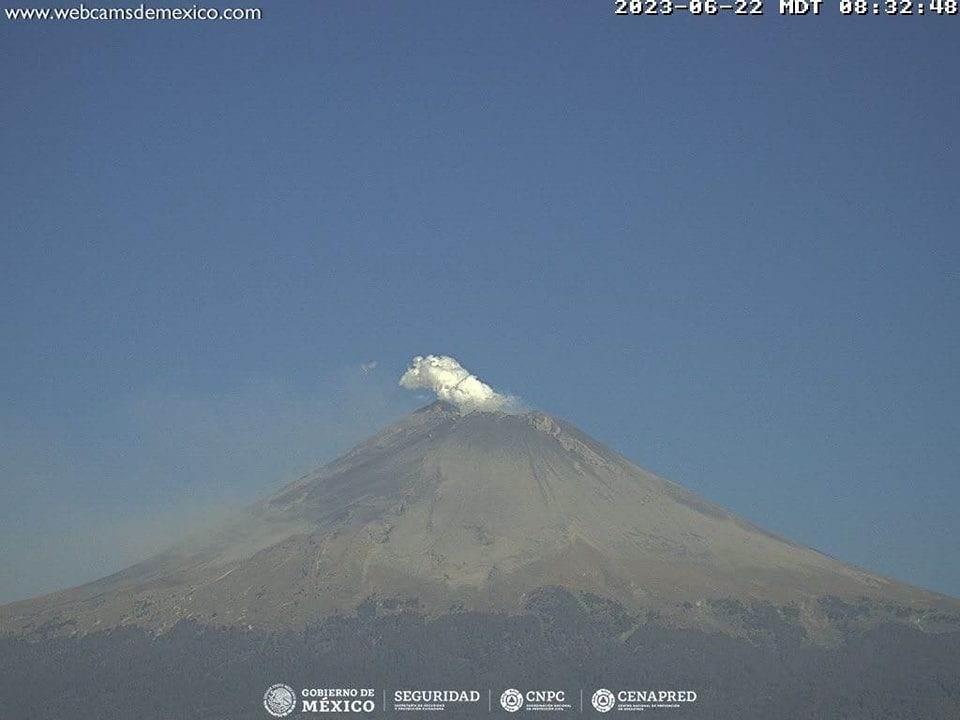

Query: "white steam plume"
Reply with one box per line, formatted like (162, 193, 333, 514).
(399, 355, 518, 412)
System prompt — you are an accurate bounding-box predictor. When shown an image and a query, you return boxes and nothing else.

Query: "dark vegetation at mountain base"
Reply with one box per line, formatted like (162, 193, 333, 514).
(2, 589, 958, 720)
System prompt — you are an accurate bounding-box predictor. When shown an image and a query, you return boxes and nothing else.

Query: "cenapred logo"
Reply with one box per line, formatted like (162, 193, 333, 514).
(592, 688, 698, 712)
(500, 688, 524, 712)
(263, 683, 297, 717)
(591, 688, 616, 713)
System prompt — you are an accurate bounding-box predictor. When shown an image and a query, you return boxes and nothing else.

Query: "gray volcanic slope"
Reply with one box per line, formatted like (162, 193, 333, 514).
(3, 401, 957, 641)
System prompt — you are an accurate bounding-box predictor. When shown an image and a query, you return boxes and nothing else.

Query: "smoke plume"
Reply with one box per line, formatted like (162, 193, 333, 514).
(399, 355, 518, 412)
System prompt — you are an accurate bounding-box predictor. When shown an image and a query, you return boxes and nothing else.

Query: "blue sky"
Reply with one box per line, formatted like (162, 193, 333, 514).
(1, 4, 958, 603)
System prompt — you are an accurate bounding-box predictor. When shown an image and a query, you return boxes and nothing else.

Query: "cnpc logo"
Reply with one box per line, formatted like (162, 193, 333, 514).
(500, 689, 524, 712)
(499, 688, 567, 712)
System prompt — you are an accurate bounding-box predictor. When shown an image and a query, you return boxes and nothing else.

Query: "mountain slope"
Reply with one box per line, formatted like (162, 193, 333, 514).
(3, 402, 957, 641)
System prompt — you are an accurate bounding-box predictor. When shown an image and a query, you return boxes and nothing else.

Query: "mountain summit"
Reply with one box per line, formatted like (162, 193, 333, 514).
(4, 402, 957, 642)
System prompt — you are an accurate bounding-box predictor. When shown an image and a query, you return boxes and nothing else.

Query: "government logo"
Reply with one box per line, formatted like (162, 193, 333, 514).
(263, 683, 297, 717)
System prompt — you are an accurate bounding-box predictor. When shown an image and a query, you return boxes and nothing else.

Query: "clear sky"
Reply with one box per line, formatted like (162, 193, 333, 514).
(1, 4, 957, 604)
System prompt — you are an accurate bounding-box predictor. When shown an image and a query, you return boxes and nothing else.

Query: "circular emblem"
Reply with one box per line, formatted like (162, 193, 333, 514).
(592, 688, 616, 713)
(263, 683, 297, 717)
(500, 688, 524, 713)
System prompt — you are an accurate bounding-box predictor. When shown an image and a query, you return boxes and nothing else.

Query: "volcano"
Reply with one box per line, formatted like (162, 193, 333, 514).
(4, 401, 956, 640)
(3, 402, 959, 719)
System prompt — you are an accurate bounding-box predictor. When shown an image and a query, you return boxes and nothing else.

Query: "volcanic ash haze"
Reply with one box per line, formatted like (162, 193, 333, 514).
(398, 354, 519, 411)
(4, 368, 958, 643)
